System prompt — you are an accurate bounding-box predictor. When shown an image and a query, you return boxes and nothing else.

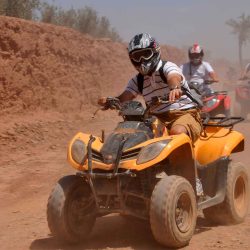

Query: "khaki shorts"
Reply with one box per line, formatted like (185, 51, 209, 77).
(156, 109, 203, 142)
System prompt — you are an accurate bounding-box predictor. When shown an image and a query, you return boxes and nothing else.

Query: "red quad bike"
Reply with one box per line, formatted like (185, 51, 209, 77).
(189, 81, 231, 117)
(234, 78, 250, 119)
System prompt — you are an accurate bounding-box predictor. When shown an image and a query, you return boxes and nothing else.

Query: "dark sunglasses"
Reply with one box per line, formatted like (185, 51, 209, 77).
(129, 48, 154, 63)
(189, 53, 202, 59)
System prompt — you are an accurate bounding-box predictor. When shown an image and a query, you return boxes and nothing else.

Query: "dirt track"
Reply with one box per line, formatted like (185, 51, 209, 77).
(0, 111, 249, 250)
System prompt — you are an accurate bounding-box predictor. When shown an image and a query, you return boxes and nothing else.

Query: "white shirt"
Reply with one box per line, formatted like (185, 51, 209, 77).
(180, 61, 214, 84)
(125, 60, 196, 114)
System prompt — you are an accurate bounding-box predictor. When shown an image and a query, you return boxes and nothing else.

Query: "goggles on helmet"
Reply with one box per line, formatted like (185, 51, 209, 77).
(129, 48, 154, 63)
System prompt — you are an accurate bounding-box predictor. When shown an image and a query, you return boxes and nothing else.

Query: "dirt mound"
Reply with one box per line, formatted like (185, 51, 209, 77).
(0, 16, 185, 115)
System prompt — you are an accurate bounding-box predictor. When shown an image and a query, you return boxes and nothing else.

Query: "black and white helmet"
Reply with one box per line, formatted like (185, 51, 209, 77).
(128, 33, 161, 75)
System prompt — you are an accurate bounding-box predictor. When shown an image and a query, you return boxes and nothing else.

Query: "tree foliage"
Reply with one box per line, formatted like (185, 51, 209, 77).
(40, 3, 122, 42)
(0, 1, 121, 42)
(226, 13, 250, 68)
(0, 0, 40, 20)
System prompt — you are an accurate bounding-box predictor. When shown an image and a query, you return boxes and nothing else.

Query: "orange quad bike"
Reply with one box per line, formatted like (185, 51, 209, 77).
(47, 97, 249, 249)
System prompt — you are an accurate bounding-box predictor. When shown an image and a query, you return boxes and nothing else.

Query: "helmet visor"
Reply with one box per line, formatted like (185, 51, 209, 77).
(130, 48, 154, 63)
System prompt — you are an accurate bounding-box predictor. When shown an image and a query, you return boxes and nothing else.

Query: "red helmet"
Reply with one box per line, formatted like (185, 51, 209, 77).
(188, 43, 204, 65)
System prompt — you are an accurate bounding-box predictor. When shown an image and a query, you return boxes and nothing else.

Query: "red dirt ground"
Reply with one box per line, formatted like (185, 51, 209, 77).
(0, 16, 249, 250)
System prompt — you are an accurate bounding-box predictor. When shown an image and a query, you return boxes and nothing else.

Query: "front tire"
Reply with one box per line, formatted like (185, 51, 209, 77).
(203, 162, 249, 224)
(47, 175, 96, 243)
(150, 175, 197, 248)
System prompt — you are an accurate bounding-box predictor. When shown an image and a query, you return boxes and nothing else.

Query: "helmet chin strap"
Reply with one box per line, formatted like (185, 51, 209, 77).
(147, 63, 158, 76)
(138, 61, 151, 75)
(138, 56, 160, 76)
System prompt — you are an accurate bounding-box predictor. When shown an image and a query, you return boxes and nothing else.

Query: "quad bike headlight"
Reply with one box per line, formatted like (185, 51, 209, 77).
(137, 140, 171, 164)
(71, 139, 87, 165)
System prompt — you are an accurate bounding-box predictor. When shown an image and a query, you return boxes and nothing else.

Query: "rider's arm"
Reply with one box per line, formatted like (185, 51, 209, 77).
(162, 62, 184, 102)
(208, 71, 219, 82)
(167, 73, 183, 102)
(205, 62, 219, 82)
(117, 90, 135, 103)
(117, 76, 139, 102)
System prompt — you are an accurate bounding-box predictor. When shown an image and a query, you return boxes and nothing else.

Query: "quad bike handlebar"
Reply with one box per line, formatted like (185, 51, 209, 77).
(92, 96, 172, 119)
(204, 90, 228, 97)
(104, 96, 171, 111)
(104, 97, 122, 110)
(92, 97, 121, 118)
(204, 80, 217, 85)
(189, 80, 217, 87)
(148, 96, 170, 105)
(189, 80, 227, 98)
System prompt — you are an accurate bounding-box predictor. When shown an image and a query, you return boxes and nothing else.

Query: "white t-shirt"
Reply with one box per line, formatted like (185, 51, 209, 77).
(180, 61, 214, 84)
(125, 60, 196, 114)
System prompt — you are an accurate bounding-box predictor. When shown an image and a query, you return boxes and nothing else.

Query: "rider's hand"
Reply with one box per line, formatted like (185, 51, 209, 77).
(98, 97, 107, 106)
(167, 74, 183, 102)
(169, 88, 182, 102)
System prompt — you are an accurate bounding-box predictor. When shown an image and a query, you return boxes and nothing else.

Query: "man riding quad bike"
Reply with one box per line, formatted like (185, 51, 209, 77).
(180, 43, 219, 92)
(180, 44, 231, 117)
(47, 34, 249, 248)
(47, 97, 248, 248)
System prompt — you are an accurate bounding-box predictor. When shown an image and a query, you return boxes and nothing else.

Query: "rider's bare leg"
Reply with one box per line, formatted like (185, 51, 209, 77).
(170, 124, 204, 196)
(169, 125, 188, 136)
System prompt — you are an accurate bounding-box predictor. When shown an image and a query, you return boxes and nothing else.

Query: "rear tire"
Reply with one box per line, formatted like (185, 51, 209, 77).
(47, 175, 96, 243)
(203, 162, 249, 225)
(150, 175, 197, 248)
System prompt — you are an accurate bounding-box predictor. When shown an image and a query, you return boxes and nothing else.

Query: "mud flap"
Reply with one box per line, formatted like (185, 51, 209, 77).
(197, 157, 229, 210)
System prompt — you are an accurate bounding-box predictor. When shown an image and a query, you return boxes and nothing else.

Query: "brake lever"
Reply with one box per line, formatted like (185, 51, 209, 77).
(91, 106, 109, 119)
(93, 96, 122, 119)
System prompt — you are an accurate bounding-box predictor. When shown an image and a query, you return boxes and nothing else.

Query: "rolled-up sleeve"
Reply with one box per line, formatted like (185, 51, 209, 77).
(204, 62, 214, 73)
(163, 62, 185, 85)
